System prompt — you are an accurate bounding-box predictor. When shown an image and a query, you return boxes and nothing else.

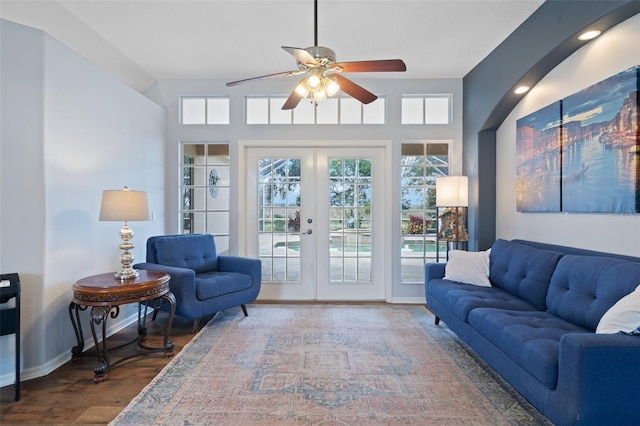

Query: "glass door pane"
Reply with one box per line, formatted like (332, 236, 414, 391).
(258, 158, 302, 282)
(316, 147, 386, 301)
(246, 147, 316, 301)
(328, 158, 372, 282)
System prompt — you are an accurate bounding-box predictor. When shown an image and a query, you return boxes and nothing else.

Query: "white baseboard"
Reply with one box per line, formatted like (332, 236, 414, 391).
(0, 311, 139, 388)
(387, 297, 426, 305)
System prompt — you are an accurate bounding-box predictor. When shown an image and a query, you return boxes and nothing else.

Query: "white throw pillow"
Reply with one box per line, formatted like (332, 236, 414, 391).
(443, 249, 491, 287)
(596, 284, 640, 334)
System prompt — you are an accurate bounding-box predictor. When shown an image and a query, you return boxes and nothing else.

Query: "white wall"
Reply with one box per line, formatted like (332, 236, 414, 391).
(0, 18, 46, 386)
(0, 20, 165, 385)
(496, 14, 640, 257)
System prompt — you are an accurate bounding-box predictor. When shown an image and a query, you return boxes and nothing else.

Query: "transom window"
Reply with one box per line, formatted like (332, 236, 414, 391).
(401, 95, 452, 124)
(180, 96, 230, 124)
(246, 96, 385, 124)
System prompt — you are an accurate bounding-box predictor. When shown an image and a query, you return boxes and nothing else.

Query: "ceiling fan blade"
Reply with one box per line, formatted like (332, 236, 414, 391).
(332, 59, 407, 73)
(282, 46, 320, 66)
(282, 86, 305, 110)
(226, 70, 302, 87)
(333, 74, 377, 104)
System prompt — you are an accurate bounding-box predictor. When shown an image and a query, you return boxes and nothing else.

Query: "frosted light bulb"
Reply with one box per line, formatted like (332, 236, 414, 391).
(307, 75, 321, 89)
(325, 77, 340, 96)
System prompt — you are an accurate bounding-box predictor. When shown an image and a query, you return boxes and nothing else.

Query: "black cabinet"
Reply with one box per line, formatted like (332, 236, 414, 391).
(1, 273, 21, 401)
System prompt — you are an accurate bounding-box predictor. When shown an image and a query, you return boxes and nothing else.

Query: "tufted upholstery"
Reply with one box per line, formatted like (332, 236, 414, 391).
(135, 234, 261, 332)
(468, 308, 588, 389)
(546, 255, 640, 331)
(425, 239, 640, 425)
(427, 279, 538, 322)
(154, 234, 218, 273)
(489, 239, 562, 310)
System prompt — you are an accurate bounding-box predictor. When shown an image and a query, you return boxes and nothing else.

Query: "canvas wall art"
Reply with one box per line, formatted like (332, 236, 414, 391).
(516, 101, 562, 212)
(516, 65, 639, 213)
(561, 65, 639, 213)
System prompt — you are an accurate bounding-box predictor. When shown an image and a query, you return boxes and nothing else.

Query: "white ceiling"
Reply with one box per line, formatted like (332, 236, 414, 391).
(0, 0, 544, 92)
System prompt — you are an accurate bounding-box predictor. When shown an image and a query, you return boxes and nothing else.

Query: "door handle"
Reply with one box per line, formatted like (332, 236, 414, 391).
(304, 229, 313, 235)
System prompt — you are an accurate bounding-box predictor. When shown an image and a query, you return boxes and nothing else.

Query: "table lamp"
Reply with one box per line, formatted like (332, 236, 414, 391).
(99, 186, 150, 280)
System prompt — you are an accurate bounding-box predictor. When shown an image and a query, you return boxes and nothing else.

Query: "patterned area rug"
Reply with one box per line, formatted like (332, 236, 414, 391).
(111, 304, 549, 425)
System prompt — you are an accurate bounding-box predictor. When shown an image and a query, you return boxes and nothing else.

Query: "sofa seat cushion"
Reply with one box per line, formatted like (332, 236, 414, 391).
(468, 308, 589, 389)
(547, 255, 640, 331)
(429, 279, 539, 323)
(489, 239, 563, 310)
(195, 271, 253, 300)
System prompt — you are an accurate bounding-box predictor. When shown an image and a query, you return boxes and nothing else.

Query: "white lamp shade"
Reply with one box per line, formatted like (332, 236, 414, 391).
(99, 187, 150, 221)
(436, 176, 468, 207)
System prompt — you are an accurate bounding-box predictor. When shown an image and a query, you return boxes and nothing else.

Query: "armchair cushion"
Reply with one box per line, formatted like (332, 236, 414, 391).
(195, 271, 253, 300)
(154, 234, 218, 273)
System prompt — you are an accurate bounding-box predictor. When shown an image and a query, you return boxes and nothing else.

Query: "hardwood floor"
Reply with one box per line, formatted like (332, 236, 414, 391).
(0, 311, 210, 425)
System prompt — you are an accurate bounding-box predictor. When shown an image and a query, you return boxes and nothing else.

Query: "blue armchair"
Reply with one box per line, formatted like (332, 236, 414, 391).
(134, 234, 261, 332)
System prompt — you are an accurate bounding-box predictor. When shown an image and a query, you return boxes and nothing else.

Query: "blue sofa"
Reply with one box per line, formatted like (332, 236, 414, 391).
(425, 239, 640, 425)
(135, 234, 261, 332)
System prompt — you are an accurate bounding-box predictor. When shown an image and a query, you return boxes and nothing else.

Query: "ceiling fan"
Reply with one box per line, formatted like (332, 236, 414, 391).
(225, 0, 407, 110)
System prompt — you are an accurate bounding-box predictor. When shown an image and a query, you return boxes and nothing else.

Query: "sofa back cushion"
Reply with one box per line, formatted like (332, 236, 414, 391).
(489, 239, 563, 310)
(151, 234, 218, 273)
(546, 255, 640, 331)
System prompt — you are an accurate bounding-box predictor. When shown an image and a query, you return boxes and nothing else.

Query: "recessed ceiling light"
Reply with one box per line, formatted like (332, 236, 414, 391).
(578, 30, 602, 41)
(514, 86, 530, 95)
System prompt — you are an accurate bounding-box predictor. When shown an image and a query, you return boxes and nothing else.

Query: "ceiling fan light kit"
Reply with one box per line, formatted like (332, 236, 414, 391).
(294, 71, 340, 103)
(226, 0, 406, 110)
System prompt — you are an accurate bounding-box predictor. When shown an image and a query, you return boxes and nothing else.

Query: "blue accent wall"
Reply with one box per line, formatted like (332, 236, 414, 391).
(463, 0, 640, 250)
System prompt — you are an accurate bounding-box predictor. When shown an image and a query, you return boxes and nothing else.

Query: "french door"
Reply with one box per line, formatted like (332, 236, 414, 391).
(245, 144, 387, 301)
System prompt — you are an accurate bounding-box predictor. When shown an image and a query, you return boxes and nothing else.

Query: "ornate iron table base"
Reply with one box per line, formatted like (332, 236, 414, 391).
(69, 294, 176, 382)
(68, 271, 175, 382)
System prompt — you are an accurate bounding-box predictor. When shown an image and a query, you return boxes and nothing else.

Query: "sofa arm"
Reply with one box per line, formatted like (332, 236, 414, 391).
(133, 263, 198, 305)
(551, 332, 640, 424)
(425, 262, 446, 282)
(218, 255, 262, 288)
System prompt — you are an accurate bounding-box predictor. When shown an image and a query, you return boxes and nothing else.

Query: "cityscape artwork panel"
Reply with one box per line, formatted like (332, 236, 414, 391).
(516, 101, 562, 212)
(516, 65, 639, 213)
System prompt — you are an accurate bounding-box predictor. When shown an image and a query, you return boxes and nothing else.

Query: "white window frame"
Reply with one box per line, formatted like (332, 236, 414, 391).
(245, 95, 386, 124)
(179, 141, 231, 253)
(400, 140, 451, 284)
(180, 96, 230, 125)
(401, 94, 452, 125)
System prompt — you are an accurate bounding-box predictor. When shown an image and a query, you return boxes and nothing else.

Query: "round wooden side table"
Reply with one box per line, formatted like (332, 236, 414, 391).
(68, 270, 175, 382)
